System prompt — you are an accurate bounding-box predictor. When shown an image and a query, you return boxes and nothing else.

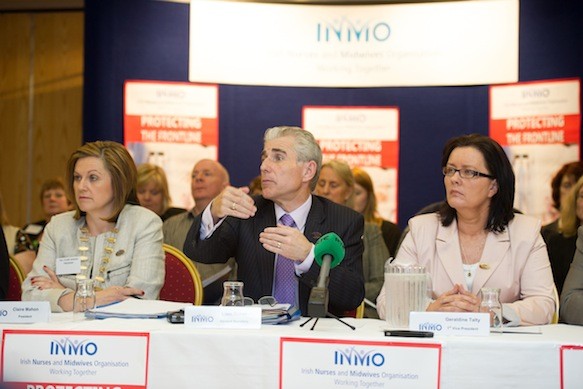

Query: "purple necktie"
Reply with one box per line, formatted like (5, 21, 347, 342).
(273, 214, 297, 306)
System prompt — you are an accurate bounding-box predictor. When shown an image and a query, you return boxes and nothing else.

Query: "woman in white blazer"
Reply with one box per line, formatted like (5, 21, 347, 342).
(22, 141, 164, 312)
(377, 134, 555, 326)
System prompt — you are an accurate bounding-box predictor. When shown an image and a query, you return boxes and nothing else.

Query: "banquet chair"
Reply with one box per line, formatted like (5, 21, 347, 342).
(7, 255, 25, 301)
(160, 244, 203, 305)
(341, 301, 365, 319)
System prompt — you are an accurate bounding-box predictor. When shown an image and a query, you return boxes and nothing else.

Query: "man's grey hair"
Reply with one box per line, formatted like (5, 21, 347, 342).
(264, 126, 322, 191)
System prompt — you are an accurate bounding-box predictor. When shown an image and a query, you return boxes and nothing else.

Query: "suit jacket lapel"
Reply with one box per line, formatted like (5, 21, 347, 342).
(471, 228, 510, 294)
(436, 220, 466, 287)
(253, 199, 277, 294)
(304, 196, 326, 244)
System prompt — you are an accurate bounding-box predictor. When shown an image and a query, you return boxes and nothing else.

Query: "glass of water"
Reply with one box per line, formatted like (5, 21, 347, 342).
(480, 287, 503, 332)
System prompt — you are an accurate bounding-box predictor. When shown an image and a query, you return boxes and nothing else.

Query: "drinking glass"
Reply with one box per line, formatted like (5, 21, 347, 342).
(384, 262, 431, 328)
(480, 287, 503, 332)
(221, 281, 245, 306)
(73, 278, 96, 314)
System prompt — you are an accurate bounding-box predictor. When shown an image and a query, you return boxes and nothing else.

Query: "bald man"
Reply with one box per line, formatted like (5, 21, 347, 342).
(163, 159, 235, 304)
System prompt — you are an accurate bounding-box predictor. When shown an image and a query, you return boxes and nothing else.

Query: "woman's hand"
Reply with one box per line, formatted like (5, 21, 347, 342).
(31, 266, 65, 291)
(96, 286, 145, 307)
(427, 284, 480, 312)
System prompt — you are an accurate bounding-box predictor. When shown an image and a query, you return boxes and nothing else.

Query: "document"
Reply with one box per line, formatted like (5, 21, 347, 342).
(86, 298, 191, 319)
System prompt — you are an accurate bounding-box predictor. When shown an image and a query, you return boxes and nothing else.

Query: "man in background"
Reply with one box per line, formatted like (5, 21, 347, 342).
(163, 159, 234, 304)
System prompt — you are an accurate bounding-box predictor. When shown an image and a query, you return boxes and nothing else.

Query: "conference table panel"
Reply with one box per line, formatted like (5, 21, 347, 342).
(1, 316, 582, 389)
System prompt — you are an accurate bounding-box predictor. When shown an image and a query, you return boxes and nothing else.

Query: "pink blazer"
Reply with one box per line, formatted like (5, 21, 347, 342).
(377, 213, 555, 325)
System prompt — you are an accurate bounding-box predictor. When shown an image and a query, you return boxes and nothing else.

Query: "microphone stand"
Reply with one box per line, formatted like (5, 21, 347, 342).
(300, 313, 356, 331)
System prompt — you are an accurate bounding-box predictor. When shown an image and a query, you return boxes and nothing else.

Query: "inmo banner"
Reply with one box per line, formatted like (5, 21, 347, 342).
(189, 0, 518, 87)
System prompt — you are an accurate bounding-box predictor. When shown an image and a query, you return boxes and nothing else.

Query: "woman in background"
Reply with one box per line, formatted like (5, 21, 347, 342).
(22, 141, 165, 312)
(315, 160, 389, 318)
(544, 161, 583, 230)
(352, 167, 402, 257)
(23, 177, 71, 252)
(542, 176, 583, 296)
(377, 134, 555, 326)
(0, 191, 36, 274)
(137, 163, 185, 221)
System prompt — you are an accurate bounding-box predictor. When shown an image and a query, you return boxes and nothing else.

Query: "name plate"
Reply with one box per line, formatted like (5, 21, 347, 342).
(409, 312, 490, 336)
(0, 301, 50, 323)
(184, 306, 261, 329)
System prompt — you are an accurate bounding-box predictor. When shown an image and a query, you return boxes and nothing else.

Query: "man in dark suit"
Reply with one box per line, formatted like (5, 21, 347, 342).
(184, 126, 364, 315)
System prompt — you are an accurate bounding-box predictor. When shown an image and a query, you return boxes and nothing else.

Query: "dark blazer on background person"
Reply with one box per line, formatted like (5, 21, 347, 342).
(184, 194, 365, 315)
(560, 226, 583, 325)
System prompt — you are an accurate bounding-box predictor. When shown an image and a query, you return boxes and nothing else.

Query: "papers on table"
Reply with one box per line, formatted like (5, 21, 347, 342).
(261, 304, 300, 325)
(85, 298, 191, 320)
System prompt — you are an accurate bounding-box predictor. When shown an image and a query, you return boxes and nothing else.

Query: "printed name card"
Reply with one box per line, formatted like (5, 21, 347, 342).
(184, 306, 261, 329)
(2, 329, 149, 389)
(0, 301, 50, 323)
(409, 312, 490, 336)
(280, 337, 441, 388)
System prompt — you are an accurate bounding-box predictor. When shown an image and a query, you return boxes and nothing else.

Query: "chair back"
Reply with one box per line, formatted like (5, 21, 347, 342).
(7, 256, 25, 301)
(160, 244, 203, 305)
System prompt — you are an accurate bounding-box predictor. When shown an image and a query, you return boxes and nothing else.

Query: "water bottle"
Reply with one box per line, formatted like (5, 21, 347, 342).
(480, 287, 503, 332)
(221, 281, 244, 306)
(73, 278, 96, 314)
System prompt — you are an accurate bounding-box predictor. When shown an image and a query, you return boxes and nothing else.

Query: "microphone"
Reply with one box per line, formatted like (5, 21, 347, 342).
(307, 232, 345, 318)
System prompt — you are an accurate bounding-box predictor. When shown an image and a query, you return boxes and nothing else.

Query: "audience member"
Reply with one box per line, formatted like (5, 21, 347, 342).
(545, 161, 583, 229)
(0, 227, 8, 300)
(249, 175, 262, 195)
(23, 177, 71, 251)
(184, 126, 365, 315)
(377, 134, 555, 326)
(0, 191, 35, 274)
(542, 176, 583, 296)
(22, 141, 165, 312)
(163, 158, 235, 304)
(560, 226, 583, 325)
(315, 160, 389, 318)
(137, 163, 186, 221)
(352, 167, 402, 257)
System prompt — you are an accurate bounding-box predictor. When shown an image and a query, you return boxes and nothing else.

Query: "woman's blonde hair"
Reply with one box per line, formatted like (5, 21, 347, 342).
(352, 167, 382, 226)
(560, 175, 583, 237)
(137, 163, 172, 213)
(320, 159, 355, 207)
(67, 141, 137, 222)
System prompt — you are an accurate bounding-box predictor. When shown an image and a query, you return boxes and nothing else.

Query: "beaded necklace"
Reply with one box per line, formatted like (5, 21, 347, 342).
(78, 225, 119, 290)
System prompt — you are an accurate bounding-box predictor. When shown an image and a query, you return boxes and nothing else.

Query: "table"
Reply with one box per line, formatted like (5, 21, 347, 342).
(2, 315, 582, 389)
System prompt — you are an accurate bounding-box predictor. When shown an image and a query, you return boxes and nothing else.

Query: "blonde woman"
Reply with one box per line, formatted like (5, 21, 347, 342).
(542, 175, 583, 295)
(137, 163, 185, 221)
(315, 159, 390, 318)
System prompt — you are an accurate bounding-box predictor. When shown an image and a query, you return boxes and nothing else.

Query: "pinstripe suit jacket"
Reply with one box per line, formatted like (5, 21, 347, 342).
(184, 195, 365, 315)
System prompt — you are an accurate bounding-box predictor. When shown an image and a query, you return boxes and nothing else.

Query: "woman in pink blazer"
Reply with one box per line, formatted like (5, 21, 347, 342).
(377, 134, 555, 326)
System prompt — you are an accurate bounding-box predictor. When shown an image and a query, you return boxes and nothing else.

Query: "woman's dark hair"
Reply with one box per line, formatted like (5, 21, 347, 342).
(438, 134, 515, 233)
(550, 161, 583, 210)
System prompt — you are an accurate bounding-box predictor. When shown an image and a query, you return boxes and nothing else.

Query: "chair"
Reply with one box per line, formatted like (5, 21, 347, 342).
(160, 244, 203, 305)
(551, 285, 560, 324)
(7, 255, 25, 301)
(341, 301, 365, 319)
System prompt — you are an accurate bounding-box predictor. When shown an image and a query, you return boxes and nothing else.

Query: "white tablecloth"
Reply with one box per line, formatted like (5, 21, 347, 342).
(2, 314, 582, 389)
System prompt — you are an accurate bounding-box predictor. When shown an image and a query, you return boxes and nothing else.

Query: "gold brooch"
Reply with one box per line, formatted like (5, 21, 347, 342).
(479, 263, 490, 270)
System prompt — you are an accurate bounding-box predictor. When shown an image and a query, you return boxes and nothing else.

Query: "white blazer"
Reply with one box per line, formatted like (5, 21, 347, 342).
(377, 213, 555, 325)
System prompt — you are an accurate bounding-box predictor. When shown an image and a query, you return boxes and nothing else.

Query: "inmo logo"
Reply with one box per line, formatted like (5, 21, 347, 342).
(418, 323, 442, 331)
(334, 347, 385, 367)
(317, 17, 390, 43)
(190, 315, 214, 323)
(49, 338, 98, 356)
(0, 310, 7, 316)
